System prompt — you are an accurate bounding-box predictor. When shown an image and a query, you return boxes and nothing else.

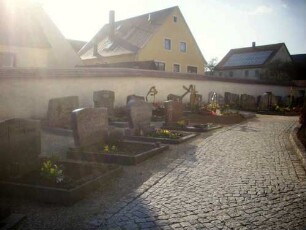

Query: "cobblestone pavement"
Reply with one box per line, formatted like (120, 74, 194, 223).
(4, 115, 306, 230)
(93, 115, 306, 230)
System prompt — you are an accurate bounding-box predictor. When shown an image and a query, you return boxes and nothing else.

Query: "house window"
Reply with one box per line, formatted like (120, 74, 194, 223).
(173, 16, 178, 22)
(180, 42, 187, 53)
(255, 70, 260, 78)
(187, 66, 197, 73)
(245, 70, 249, 77)
(173, 64, 180, 72)
(164, 39, 171, 50)
(0, 53, 15, 67)
(155, 61, 165, 71)
(229, 71, 233, 77)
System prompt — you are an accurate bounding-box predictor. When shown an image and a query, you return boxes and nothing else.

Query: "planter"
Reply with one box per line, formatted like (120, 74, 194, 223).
(67, 140, 169, 165)
(182, 113, 245, 125)
(0, 161, 122, 205)
(257, 111, 299, 116)
(162, 123, 222, 133)
(126, 130, 198, 144)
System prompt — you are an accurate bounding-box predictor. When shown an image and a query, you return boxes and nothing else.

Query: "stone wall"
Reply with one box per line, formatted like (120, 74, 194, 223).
(0, 68, 299, 120)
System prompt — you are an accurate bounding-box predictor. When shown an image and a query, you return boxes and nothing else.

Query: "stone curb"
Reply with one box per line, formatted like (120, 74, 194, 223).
(289, 125, 306, 171)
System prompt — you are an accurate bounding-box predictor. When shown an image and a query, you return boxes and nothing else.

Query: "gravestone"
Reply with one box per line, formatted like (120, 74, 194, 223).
(167, 94, 181, 102)
(240, 94, 257, 110)
(93, 90, 115, 116)
(127, 100, 153, 135)
(218, 95, 225, 106)
(258, 93, 279, 110)
(194, 94, 202, 106)
(47, 96, 79, 129)
(190, 94, 202, 111)
(126, 95, 145, 104)
(164, 100, 184, 126)
(283, 96, 291, 107)
(208, 91, 218, 104)
(224, 92, 240, 108)
(71, 108, 108, 148)
(0, 119, 41, 177)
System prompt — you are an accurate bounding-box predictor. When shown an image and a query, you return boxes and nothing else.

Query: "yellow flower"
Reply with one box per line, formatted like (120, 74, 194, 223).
(50, 168, 55, 175)
(104, 145, 109, 152)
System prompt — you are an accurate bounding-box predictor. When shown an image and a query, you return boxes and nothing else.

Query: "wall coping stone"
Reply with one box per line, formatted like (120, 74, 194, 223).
(0, 67, 297, 87)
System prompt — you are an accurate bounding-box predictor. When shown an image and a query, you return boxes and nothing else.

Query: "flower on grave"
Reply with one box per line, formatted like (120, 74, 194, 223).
(149, 129, 181, 139)
(104, 145, 110, 152)
(111, 145, 118, 151)
(103, 144, 118, 153)
(176, 119, 187, 127)
(41, 160, 64, 183)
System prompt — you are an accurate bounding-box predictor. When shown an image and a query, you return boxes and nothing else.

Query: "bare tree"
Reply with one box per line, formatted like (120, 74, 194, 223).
(205, 57, 218, 74)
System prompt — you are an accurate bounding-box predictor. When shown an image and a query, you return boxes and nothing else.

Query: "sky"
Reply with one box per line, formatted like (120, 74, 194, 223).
(37, 0, 306, 62)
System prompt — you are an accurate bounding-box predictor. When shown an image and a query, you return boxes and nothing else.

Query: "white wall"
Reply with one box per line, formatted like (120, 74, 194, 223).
(0, 68, 296, 120)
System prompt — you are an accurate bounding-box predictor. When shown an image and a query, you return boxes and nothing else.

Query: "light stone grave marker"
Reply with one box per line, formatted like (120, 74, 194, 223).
(127, 99, 153, 135)
(0, 118, 41, 177)
(47, 96, 79, 129)
(93, 90, 115, 116)
(164, 100, 184, 126)
(71, 108, 108, 148)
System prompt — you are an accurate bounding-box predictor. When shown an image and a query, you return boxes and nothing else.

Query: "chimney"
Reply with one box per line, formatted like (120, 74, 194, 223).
(252, 42, 256, 48)
(109, 10, 115, 39)
(93, 42, 98, 56)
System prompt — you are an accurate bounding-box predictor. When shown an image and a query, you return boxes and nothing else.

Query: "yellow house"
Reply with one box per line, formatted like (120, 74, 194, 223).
(79, 6, 207, 74)
(0, 0, 82, 68)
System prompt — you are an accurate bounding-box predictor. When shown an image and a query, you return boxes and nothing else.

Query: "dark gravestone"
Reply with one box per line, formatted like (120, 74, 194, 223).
(167, 94, 181, 102)
(93, 90, 115, 117)
(164, 100, 184, 126)
(127, 100, 153, 135)
(71, 108, 108, 148)
(224, 92, 240, 108)
(218, 95, 225, 106)
(126, 95, 145, 104)
(0, 119, 41, 178)
(240, 94, 257, 110)
(47, 96, 79, 129)
(258, 93, 279, 110)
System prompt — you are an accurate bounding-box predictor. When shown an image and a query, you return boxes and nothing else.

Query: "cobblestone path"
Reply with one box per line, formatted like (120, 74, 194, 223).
(95, 116, 306, 230)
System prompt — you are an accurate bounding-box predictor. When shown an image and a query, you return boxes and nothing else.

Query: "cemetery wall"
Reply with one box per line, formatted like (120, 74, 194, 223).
(0, 68, 299, 120)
